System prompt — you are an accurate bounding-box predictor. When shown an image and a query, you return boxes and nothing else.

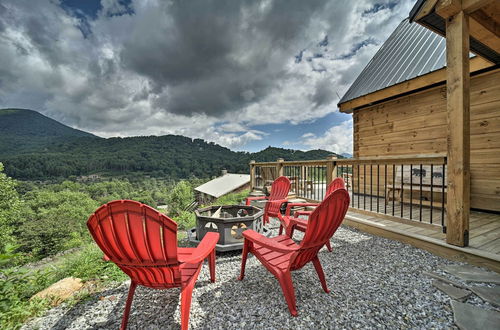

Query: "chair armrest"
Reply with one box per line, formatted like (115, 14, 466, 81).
(181, 232, 219, 264)
(285, 202, 319, 216)
(243, 230, 298, 253)
(288, 217, 308, 227)
(293, 210, 313, 217)
(279, 215, 307, 228)
(245, 196, 268, 205)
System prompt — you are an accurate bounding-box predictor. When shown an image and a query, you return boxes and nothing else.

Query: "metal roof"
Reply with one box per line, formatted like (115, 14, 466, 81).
(409, 0, 500, 64)
(339, 18, 450, 105)
(195, 173, 250, 198)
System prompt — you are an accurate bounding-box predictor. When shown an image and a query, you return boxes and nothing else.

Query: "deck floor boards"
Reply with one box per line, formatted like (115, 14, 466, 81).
(344, 194, 500, 255)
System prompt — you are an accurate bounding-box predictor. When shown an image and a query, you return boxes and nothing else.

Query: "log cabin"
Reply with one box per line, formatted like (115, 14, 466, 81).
(249, 0, 500, 271)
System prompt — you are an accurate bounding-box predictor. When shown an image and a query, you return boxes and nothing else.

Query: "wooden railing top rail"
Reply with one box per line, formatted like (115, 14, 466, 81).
(251, 159, 330, 166)
(336, 156, 447, 165)
(250, 155, 447, 167)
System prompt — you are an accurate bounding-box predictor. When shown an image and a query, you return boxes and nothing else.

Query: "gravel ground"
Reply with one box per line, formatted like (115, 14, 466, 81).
(23, 221, 498, 329)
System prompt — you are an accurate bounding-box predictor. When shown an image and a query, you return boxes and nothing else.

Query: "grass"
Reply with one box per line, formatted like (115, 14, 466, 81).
(0, 243, 126, 329)
(212, 189, 249, 206)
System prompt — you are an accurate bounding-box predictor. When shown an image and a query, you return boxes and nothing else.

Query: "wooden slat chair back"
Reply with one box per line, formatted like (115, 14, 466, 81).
(263, 176, 291, 223)
(281, 178, 346, 252)
(291, 188, 350, 270)
(87, 200, 219, 330)
(87, 200, 180, 288)
(246, 176, 291, 224)
(326, 177, 346, 196)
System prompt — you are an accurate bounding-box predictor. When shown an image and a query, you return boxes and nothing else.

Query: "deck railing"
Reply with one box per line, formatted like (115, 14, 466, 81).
(250, 155, 447, 232)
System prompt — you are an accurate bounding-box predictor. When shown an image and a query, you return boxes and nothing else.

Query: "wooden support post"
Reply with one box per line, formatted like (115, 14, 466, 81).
(276, 158, 284, 177)
(249, 160, 256, 190)
(326, 155, 338, 184)
(445, 11, 470, 247)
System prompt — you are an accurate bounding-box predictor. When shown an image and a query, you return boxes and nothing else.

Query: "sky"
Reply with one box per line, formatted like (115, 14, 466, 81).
(0, 0, 415, 154)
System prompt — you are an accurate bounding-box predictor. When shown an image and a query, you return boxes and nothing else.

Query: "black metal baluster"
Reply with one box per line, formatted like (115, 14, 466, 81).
(357, 164, 360, 209)
(441, 164, 446, 231)
(346, 165, 354, 207)
(307, 166, 310, 200)
(377, 164, 380, 213)
(430, 164, 434, 224)
(419, 164, 423, 222)
(314, 166, 317, 199)
(384, 165, 387, 214)
(370, 165, 373, 211)
(401, 164, 404, 218)
(410, 164, 413, 220)
(363, 164, 366, 209)
(392, 164, 395, 216)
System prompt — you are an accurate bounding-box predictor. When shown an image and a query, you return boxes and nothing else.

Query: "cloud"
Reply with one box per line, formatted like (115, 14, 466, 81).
(0, 0, 414, 150)
(300, 120, 353, 155)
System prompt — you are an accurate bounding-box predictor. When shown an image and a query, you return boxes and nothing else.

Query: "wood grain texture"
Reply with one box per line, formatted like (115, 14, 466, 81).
(445, 11, 471, 246)
(353, 68, 500, 211)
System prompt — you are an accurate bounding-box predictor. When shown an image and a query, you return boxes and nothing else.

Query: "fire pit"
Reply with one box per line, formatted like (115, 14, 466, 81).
(188, 205, 264, 251)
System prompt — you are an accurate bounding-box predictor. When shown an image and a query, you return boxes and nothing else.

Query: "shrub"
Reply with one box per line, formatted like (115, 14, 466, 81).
(0, 266, 51, 329)
(0, 249, 53, 330)
(0, 163, 22, 253)
(166, 181, 194, 217)
(59, 243, 126, 282)
(17, 190, 99, 259)
(214, 190, 249, 206)
(174, 210, 196, 231)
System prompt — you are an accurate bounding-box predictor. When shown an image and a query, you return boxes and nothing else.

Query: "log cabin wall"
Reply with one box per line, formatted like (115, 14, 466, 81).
(352, 68, 500, 212)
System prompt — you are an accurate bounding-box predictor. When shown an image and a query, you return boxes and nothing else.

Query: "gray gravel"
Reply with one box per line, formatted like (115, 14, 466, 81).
(23, 221, 498, 329)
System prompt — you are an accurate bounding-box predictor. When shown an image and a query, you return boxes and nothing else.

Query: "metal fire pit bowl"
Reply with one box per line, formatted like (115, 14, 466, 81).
(188, 205, 265, 252)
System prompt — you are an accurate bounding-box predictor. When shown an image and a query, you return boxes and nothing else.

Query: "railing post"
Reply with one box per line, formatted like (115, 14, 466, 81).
(249, 160, 256, 190)
(276, 158, 284, 177)
(445, 10, 470, 247)
(326, 155, 338, 184)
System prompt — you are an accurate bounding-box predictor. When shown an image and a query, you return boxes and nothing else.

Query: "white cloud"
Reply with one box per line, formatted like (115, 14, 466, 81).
(300, 119, 353, 155)
(0, 0, 414, 150)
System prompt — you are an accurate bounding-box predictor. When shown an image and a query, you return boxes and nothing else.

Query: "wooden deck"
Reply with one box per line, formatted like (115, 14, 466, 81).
(343, 205, 500, 272)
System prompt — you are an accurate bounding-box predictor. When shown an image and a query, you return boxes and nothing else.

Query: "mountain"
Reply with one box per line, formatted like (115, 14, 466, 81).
(0, 108, 97, 155)
(0, 109, 339, 180)
(341, 152, 352, 158)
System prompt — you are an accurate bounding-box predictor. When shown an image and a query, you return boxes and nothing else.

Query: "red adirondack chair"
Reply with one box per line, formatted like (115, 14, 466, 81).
(238, 189, 350, 316)
(245, 176, 291, 224)
(287, 178, 346, 218)
(280, 178, 346, 252)
(87, 200, 219, 330)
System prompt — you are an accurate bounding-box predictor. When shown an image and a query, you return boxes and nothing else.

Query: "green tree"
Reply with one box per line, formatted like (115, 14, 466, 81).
(17, 190, 99, 258)
(0, 163, 21, 253)
(166, 181, 194, 217)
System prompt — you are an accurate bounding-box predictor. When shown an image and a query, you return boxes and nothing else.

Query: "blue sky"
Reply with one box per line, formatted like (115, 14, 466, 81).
(0, 0, 415, 155)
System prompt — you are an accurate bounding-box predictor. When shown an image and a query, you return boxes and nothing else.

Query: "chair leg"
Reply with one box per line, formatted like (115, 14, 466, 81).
(326, 240, 333, 252)
(121, 281, 137, 330)
(312, 257, 330, 293)
(238, 240, 250, 281)
(209, 249, 216, 283)
(277, 271, 298, 316)
(180, 282, 195, 330)
(278, 225, 283, 235)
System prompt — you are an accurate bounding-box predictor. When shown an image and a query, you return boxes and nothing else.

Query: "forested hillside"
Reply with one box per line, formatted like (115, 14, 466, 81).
(0, 109, 337, 180)
(0, 109, 96, 155)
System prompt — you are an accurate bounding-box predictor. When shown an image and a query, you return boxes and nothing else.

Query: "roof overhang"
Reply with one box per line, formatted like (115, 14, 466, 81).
(338, 56, 494, 113)
(338, 0, 499, 113)
(410, 0, 500, 63)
